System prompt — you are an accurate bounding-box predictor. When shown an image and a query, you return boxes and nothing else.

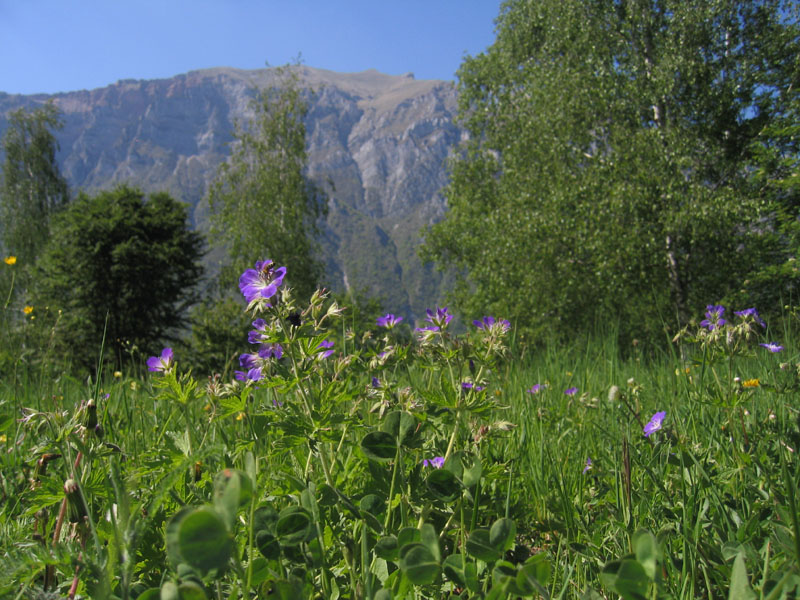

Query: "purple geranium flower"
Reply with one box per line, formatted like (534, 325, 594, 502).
(583, 457, 592, 474)
(700, 305, 726, 331)
(734, 308, 766, 328)
(147, 348, 174, 373)
(425, 307, 453, 329)
(258, 343, 283, 360)
(248, 319, 268, 344)
(423, 456, 445, 469)
(238, 260, 286, 304)
(473, 316, 511, 333)
(377, 314, 403, 328)
(643, 411, 666, 437)
(239, 351, 260, 369)
(234, 367, 263, 382)
(564, 387, 578, 396)
(317, 339, 334, 359)
(462, 382, 485, 392)
(527, 384, 547, 394)
(760, 342, 783, 353)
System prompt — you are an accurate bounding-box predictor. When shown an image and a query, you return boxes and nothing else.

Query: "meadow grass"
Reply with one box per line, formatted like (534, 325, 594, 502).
(0, 295, 798, 599)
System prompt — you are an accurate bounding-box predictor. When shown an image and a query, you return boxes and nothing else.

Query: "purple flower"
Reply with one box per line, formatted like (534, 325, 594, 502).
(258, 343, 283, 360)
(760, 342, 783, 353)
(734, 308, 766, 328)
(700, 305, 726, 331)
(423, 456, 445, 469)
(473, 316, 511, 333)
(146, 348, 174, 373)
(234, 367, 263, 382)
(372, 377, 380, 388)
(643, 411, 666, 437)
(425, 307, 453, 329)
(583, 457, 592, 474)
(239, 351, 260, 370)
(564, 387, 578, 396)
(377, 314, 403, 328)
(248, 319, 268, 344)
(238, 260, 286, 304)
(317, 339, 334, 359)
(527, 384, 546, 394)
(462, 382, 485, 392)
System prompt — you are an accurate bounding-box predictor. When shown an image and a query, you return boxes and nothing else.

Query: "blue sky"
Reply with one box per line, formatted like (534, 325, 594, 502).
(0, 1, 501, 95)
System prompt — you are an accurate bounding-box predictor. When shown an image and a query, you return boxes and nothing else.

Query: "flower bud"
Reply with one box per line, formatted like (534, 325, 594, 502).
(64, 479, 87, 523)
(608, 385, 620, 402)
(86, 398, 98, 429)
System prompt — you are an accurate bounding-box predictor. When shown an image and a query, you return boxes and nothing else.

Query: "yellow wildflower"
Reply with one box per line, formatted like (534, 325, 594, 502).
(23, 306, 33, 315)
(113, 371, 122, 378)
(4, 256, 16, 265)
(130, 381, 138, 391)
(0, 434, 7, 443)
(742, 378, 760, 388)
(236, 412, 246, 421)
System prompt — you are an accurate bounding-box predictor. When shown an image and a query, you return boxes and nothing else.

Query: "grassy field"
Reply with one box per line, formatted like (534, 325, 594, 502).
(1, 293, 799, 599)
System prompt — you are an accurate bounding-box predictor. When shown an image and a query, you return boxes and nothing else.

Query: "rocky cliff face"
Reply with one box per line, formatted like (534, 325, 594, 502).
(0, 66, 461, 318)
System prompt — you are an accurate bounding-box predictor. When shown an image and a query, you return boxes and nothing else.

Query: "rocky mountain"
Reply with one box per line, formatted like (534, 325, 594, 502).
(0, 66, 462, 319)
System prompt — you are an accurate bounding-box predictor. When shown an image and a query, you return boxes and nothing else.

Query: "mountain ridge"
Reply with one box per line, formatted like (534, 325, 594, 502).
(0, 66, 461, 319)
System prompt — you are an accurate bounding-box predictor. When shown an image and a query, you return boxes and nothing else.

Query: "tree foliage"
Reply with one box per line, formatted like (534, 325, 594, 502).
(208, 66, 326, 300)
(0, 102, 69, 264)
(422, 0, 800, 345)
(33, 185, 204, 372)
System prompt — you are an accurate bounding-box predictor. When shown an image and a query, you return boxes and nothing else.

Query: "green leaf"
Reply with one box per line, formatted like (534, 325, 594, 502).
(443, 554, 469, 586)
(490, 517, 516, 553)
(466, 528, 502, 562)
(177, 581, 207, 600)
(213, 469, 253, 528)
(255, 530, 281, 560)
(600, 558, 649, 600)
(462, 459, 483, 488)
(426, 468, 461, 502)
(728, 553, 756, 600)
(360, 493, 385, 517)
(632, 530, 658, 581)
(374, 535, 399, 561)
(275, 506, 313, 546)
(397, 526, 421, 549)
(166, 507, 196, 569)
(493, 561, 527, 595)
(252, 504, 278, 534)
(399, 543, 440, 585)
(361, 431, 397, 462)
(249, 557, 270, 586)
(316, 483, 338, 506)
(517, 553, 551, 596)
(381, 411, 420, 447)
(420, 523, 441, 563)
(176, 507, 233, 574)
(160, 581, 180, 600)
